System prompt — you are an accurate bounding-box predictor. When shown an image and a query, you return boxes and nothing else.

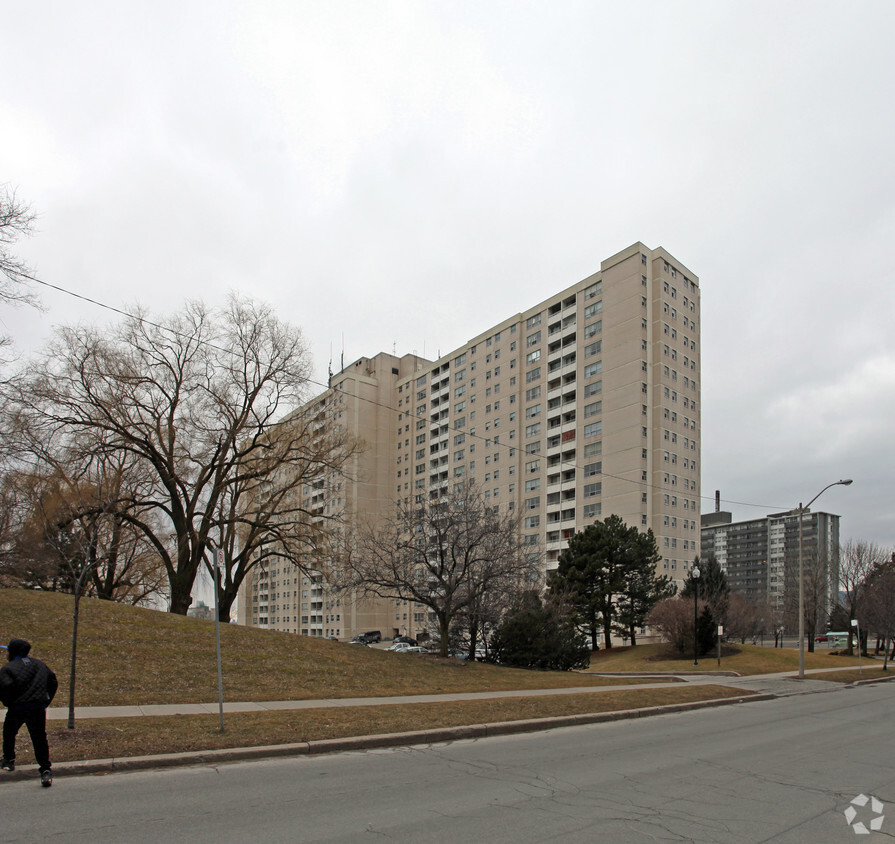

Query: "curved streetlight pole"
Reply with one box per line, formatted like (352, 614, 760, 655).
(798, 479, 853, 679)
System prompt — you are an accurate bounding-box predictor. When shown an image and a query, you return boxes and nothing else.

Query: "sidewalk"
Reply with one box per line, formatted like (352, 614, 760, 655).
(44, 664, 884, 721)
(1, 666, 883, 783)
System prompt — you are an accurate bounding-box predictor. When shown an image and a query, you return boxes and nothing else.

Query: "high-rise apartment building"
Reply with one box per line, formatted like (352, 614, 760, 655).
(701, 505, 841, 619)
(238, 242, 701, 638)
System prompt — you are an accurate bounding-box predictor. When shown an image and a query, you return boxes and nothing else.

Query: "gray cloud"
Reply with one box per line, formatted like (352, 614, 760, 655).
(2, 0, 892, 545)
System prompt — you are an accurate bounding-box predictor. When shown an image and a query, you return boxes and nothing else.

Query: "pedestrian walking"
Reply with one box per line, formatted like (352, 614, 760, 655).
(0, 639, 58, 787)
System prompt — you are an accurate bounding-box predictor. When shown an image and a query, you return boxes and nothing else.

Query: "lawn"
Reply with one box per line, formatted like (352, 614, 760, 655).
(2, 589, 882, 767)
(0, 589, 663, 707)
(586, 642, 867, 675)
(32, 685, 750, 764)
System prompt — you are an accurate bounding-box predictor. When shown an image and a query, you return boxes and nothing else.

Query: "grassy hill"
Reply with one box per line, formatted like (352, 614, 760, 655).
(1, 589, 880, 766)
(0, 588, 637, 707)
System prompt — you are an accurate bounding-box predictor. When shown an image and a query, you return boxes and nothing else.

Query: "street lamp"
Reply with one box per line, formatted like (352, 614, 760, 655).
(691, 564, 701, 667)
(798, 479, 853, 679)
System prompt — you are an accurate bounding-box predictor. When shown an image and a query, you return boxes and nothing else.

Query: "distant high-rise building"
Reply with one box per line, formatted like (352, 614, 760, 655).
(701, 505, 841, 623)
(239, 242, 702, 638)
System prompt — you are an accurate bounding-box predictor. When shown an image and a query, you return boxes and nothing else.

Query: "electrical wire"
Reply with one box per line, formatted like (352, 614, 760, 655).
(20, 269, 790, 515)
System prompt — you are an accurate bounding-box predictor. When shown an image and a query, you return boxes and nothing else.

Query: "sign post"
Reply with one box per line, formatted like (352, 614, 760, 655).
(717, 625, 723, 666)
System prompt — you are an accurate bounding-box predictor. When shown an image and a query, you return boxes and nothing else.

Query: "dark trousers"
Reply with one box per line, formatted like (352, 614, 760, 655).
(3, 707, 51, 771)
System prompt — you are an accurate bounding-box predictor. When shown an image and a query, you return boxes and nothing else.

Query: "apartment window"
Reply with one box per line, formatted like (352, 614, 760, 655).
(525, 478, 541, 492)
(584, 281, 602, 299)
(584, 441, 602, 457)
(524, 515, 540, 529)
(525, 422, 541, 437)
(525, 496, 540, 510)
(526, 331, 541, 347)
(584, 380, 602, 397)
(526, 314, 541, 329)
(525, 386, 541, 401)
(583, 462, 601, 477)
(583, 503, 601, 519)
(584, 422, 602, 438)
(584, 321, 601, 339)
(584, 401, 601, 418)
(526, 367, 541, 383)
(525, 404, 541, 419)
(583, 482, 602, 497)
(585, 341, 601, 357)
(526, 349, 541, 364)
(584, 362, 602, 378)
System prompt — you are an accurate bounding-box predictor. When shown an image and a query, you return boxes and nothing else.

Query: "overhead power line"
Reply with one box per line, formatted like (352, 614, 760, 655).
(19, 270, 790, 514)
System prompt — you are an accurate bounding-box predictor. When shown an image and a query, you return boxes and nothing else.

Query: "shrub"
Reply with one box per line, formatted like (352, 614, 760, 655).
(489, 591, 591, 671)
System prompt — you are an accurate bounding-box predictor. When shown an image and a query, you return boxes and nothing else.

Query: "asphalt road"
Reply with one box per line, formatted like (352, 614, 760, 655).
(3, 683, 893, 843)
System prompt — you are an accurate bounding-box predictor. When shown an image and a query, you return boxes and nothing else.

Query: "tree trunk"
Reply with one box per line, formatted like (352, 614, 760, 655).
(438, 615, 451, 657)
(169, 571, 194, 615)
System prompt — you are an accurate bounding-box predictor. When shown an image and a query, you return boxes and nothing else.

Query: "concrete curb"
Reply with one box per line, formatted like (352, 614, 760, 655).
(0, 692, 772, 783)
(849, 673, 895, 687)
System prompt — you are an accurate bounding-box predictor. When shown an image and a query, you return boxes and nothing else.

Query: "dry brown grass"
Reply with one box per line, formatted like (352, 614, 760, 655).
(0, 589, 658, 706)
(19, 685, 751, 764)
(797, 667, 894, 683)
(587, 642, 866, 675)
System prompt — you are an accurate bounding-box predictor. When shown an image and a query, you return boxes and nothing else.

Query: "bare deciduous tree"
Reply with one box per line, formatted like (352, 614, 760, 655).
(724, 591, 767, 644)
(346, 481, 540, 657)
(839, 539, 886, 655)
(861, 552, 895, 668)
(5, 294, 327, 615)
(0, 184, 40, 307)
(203, 401, 356, 622)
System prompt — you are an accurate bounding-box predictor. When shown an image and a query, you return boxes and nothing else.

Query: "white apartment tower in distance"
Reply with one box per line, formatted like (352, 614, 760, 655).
(238, 242, 701, 638)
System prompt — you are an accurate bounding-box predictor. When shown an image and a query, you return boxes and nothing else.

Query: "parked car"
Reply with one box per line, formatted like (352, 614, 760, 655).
(387, 641, 414, 651)
(392, 636, 417, 646)
(360, 630, 382, 644)
(349, 638, 370, 646)
(398, 646, 429, 654)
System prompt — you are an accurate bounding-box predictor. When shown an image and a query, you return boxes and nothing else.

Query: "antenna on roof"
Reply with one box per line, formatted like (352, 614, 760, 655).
(328, 343, 333, 386)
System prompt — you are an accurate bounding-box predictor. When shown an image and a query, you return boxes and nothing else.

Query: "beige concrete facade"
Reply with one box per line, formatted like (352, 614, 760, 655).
(239, 242, 701, 638)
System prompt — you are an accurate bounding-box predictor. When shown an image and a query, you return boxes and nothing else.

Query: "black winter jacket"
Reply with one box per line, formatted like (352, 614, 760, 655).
(0, 656, 58, 710)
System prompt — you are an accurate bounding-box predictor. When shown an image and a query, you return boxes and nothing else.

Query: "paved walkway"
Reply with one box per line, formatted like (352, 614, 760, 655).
(45, 665, 885, 721)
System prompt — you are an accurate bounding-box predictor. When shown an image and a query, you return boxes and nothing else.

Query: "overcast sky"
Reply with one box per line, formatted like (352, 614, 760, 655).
(2, 1, 893, 549)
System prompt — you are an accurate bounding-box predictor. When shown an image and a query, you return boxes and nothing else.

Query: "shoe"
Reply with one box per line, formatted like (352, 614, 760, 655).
(40, 769, 52, 787)
(0, 759, 13, 772)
